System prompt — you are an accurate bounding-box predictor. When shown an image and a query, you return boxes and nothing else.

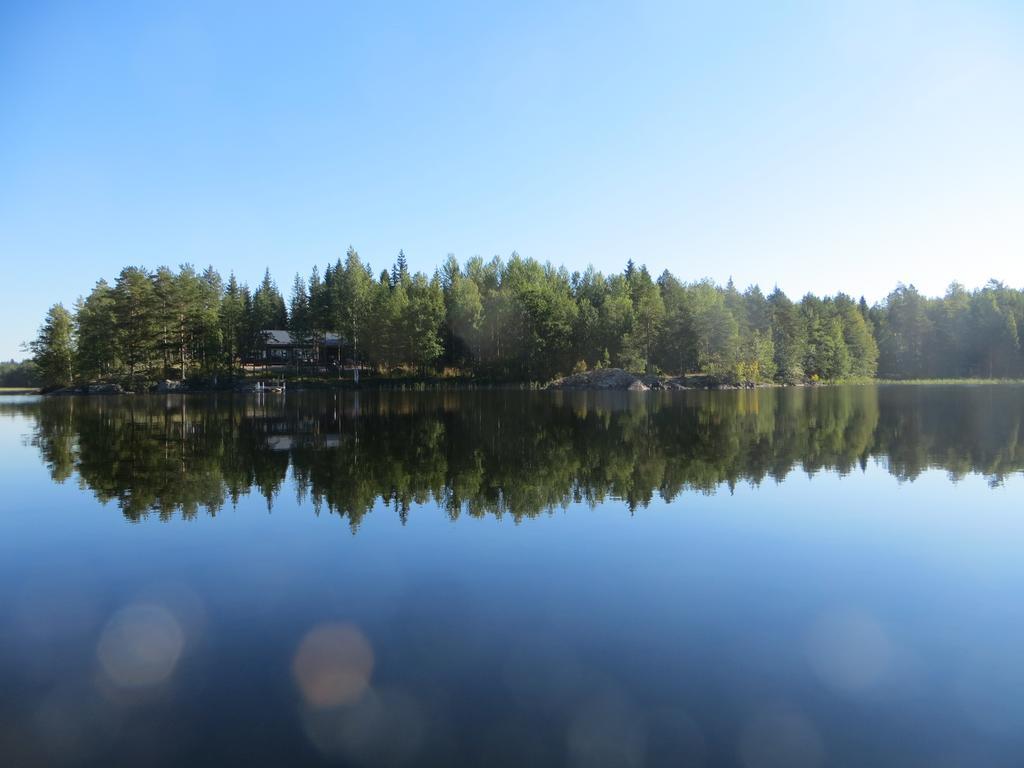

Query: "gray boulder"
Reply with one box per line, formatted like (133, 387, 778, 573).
(87, 383, 124, 395)
(548, 368, 641, 390)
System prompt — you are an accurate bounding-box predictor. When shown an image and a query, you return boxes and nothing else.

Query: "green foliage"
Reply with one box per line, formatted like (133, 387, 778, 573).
(445, 265, 484, 366)
(875, 281, 1023, 379)
(30, 304, 75, 389)
(684, 280, 740, 376)
(379, 272, 409, 367)
(253, 268, 288, 331)
(219, 273, 246, 372)
(334, 247, 374, 364)
(75, 280, 117, 380)
(623, 267, 665, 373)
(37, 253, 1024, 385)
(837, 294, 878, 378)
(734, 330, 776, 383)
(288, 273, 312, 347)
(112, 267, 159, 383)
(767, 288, 806, 383)
(404, 273, 446, 370)
(0, 359, 37, 388)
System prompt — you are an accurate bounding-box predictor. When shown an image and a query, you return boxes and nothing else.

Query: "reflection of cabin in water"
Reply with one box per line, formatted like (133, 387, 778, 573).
(244, 409, 345, 451)
(252, 330, 344, 366)
(266, 434, 342, 451)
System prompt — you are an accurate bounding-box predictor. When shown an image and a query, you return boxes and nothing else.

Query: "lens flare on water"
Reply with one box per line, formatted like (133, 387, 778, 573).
(292, 623, 375, 709)
(806, 608, 892, 694)
(96, 604, 185, 688)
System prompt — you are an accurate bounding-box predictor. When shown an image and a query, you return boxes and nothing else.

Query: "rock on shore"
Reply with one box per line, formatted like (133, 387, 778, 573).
(547, 368, 775, 391)
(547, 368, 692, 391)
(48, 382, 127, 396)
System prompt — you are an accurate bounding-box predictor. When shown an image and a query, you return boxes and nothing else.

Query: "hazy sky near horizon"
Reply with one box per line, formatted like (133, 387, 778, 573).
(2, 0, 1023, 359)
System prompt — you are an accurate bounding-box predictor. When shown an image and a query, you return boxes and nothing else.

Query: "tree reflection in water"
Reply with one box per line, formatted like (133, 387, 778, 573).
(6, 386, 1023, 528)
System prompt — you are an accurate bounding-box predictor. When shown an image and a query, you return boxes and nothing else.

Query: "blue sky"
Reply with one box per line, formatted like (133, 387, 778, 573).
(2, 0, 1023, 359)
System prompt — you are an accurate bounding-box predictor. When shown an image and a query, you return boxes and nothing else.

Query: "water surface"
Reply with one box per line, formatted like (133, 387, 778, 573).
(1, 386, 1022, 766)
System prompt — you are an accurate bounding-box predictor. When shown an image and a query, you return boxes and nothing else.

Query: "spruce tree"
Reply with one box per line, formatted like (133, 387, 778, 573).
(31, 303, 75, 389)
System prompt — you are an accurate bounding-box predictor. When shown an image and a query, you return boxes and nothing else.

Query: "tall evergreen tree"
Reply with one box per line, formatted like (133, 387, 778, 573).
(31, 303, 75, 389)
(391, 250, 410, 288)
(623, 268, 665, 373)
(75, 280, 118, 380)
(197, 267, 224, 373)
(687, 280, 739, 376)
(877, 284, 931, 378)
(112, 266, 158, 384)
(444, 257, 484, 367)
(289, 273, 312, 347)
(253, 269, 288, 330)
(336, 247, 374, 366)
(219, 274, 246, 373)
(767, 288, 806, 383)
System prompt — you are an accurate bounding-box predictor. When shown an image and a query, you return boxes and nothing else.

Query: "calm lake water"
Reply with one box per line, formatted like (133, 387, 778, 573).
(1, 386, 1023, 767)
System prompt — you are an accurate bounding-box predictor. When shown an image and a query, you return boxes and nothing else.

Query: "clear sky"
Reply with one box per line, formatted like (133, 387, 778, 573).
(2, 1, 1023, 359)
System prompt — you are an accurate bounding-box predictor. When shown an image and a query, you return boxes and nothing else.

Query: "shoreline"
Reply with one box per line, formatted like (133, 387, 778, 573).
(30, 371, 1024, 396)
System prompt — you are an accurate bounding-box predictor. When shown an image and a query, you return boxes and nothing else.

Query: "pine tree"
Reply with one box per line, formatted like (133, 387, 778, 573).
(446, 264, 484, 367)
(767, 288, 805, 383)
(112, 266, 158, 385)
(623, 271, 665, 373)
(75, 280, 118, 380)
(197, 267, 224, 372)
(289, 274, 312, 346)
(220, 274, 245, 373)
(253, 269, 287, 330)
(391, 250, 410, 288)
(31, 303, 75, 389)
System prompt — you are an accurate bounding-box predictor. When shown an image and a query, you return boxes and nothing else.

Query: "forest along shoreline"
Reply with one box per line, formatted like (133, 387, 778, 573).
(25, 253, 1024, 394)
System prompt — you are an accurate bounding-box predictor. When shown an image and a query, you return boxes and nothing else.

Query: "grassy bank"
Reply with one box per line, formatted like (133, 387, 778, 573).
(842, 377, 1024, 386)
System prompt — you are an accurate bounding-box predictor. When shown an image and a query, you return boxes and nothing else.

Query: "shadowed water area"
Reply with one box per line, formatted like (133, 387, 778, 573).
(1, 386, 1023, 766)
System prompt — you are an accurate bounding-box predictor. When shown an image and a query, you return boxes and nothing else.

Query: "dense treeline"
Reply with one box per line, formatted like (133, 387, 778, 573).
(28, 249, 1024, 388)
(8, 387, 1023, 525)
(0, 360, 37, 388)
(870, 282, 1024, 378)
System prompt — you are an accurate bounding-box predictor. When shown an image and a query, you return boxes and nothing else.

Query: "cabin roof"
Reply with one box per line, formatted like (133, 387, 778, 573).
(262, 330, 341, 347)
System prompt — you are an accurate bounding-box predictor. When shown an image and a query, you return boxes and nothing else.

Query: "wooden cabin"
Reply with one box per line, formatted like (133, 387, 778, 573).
(250, 330, 343, 367)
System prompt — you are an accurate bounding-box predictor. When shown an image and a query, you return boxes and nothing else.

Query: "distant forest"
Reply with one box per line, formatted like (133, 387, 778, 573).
(28, 248, 1024, 388)
(0, 359, 36, 388)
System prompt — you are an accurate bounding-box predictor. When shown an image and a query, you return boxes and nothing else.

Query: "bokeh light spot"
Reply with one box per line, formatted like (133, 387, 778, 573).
(806, 609, 892, 694)
(96, 603, 185, 688)
(293, 623, 374, 709)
